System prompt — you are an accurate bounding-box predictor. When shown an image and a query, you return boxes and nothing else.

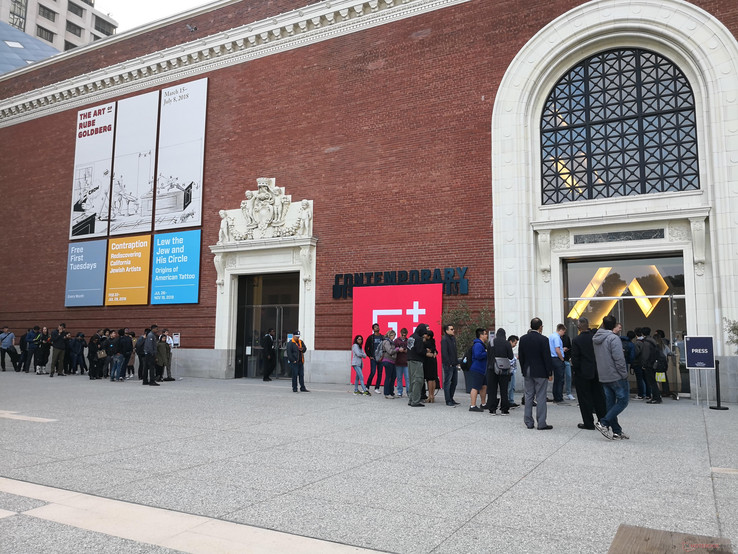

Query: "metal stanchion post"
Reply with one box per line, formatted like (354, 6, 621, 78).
(709, 360, 729, 411)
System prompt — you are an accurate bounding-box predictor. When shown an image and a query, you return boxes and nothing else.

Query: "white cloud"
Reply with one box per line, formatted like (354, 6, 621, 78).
(94, 0, 214, 33)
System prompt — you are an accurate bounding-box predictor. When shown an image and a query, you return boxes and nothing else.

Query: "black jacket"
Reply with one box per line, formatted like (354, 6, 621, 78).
(518, 329, 553, 379)
(407, 324, 429, 362)
(441, 333, 458, 367)
(571, 330, 598, 380)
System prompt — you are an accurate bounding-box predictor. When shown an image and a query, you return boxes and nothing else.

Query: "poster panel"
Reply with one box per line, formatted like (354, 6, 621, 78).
(154, 78, 208, 231)
(69, 102, 116, 240)
(109, 91, 159, 236)
(151, 229, 201, 304)
(351, 284, 443, 386)
(64, 240, 107, 307)
(105, 235, 151, 306)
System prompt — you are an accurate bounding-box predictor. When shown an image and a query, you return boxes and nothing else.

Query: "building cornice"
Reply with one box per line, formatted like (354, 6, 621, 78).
(0, 0, 468, 128)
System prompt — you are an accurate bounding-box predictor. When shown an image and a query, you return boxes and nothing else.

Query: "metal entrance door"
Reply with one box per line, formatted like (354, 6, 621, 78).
(235, 304, 298, 378)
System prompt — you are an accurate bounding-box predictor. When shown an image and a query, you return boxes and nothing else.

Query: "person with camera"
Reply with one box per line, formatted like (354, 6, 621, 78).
(50, 323, 69, 377)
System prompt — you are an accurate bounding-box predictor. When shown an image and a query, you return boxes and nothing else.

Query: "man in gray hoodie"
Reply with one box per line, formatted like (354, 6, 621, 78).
(592, 315, 629, 440)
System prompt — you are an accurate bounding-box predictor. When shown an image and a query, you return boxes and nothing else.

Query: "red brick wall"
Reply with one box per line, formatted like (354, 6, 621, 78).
(1, 0, 737, 351)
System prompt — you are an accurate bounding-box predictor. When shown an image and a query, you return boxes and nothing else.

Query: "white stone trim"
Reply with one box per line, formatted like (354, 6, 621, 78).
(0, 0, 470, 128)
(491, 0, 738, 352)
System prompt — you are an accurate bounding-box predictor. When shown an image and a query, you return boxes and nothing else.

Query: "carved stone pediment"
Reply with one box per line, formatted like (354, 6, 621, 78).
(217, 178, 313, 243)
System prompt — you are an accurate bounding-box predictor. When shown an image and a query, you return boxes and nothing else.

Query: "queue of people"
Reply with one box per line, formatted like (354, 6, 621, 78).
(352, 317, 678, 442)
(0, 323, 175, 385)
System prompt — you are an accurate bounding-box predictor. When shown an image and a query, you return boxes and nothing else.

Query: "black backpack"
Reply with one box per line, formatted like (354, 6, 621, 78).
(648, 340, 667, 371)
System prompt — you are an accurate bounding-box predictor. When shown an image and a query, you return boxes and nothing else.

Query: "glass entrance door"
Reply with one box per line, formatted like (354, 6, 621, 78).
(235, 273, 299, 379)
(564, 255, 689, 395)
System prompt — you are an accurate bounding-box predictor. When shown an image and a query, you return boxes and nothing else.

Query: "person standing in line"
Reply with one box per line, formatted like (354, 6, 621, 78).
(135, 329, 148, 380)
(548, 323, 567, 403)
(36, 326, 51, 374)
(49, 323, 69, 378)
(487, 328, 513, 415)
(351, 335, 370, 395)
(162, 329, 174, 381)
(406, 323, 430, 408)
(87, 334, 100, 380)
(287, 330, 309, 393)
(143, 324, 159, 386)
(261, 328, 277, 381)
(570, 318, 606, 430)
(423, 329, 439, 402)
(518, 318, 554, 430)
(364, 323, 384, 394)
(155, 332, 169, 382)
(0, 326, 20, 372)
(441, 324, 460, 407)
(381, 330, 398, 399)
(562, 331, 575, 401)
(394, 328, 409, 398)
(23, 326, 41, 373)
(507, 335, 520, 408)
(109, 330, 123, 382)
(593, 315, 630, 440)
(640, 327, 662, 404)
(468, 328, 488, 412)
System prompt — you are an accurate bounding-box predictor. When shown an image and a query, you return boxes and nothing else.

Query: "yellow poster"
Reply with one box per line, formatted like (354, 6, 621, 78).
(105, 235, 151, 305)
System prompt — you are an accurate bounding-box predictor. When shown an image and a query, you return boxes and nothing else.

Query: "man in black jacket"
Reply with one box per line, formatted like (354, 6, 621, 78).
(518, 318, 553, 430)
(571, 317, 606, 430)
(49, 324, 69, 378)
(441, 324, 460, 407)
(407, 323, 429, 407)
(261, 328, 276, 381)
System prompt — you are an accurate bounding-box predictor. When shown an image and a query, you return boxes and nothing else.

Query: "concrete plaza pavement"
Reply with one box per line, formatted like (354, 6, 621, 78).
(0, 370, 736, 553)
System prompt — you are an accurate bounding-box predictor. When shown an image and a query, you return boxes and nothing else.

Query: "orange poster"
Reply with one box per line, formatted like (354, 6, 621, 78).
(105, 235, 151, 305)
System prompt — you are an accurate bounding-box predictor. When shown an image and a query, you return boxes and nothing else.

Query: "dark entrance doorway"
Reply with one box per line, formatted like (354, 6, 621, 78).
(235, 273, 299, 379)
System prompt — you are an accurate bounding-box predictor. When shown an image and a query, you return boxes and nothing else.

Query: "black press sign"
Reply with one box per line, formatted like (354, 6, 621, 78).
(685, 336, 715, 369)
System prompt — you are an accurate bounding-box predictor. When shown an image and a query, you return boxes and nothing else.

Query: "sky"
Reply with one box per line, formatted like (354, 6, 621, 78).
(94, 1, 215, 33)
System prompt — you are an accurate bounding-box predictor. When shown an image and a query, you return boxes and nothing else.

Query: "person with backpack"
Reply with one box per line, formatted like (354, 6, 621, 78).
(393, 328, 409, 398)
(641, 327, 662, 404)
(381, 330, 398, 399)
(0, 326, 20, 372)
(486, 328, 513, 415)
(406, 323, 431, 408)
(23, 327, 42, 373)
(631, 328, 651, 400)
(364, 323, 384, 394)
(468, 328, 489, 412)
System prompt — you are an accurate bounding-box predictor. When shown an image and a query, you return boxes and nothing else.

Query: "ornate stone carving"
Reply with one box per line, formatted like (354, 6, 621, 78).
(537, 230, 551, 283)
(689, 217, 707, 277)
(668, 221, 691, 242)
(219, 178, 313, 242)
(299, 245, 313, 291)
(213, 253, 224, 293)
(551, 230, 570, 250)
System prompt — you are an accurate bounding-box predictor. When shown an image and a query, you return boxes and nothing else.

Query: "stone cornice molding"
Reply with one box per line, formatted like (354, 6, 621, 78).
(0, 0, 469, 128)
(530, 207, 712, 232)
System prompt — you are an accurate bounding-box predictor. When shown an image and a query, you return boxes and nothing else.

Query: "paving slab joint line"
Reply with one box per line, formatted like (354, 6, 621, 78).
(429, 429, 585, 554)
(0, 476, 381, 553)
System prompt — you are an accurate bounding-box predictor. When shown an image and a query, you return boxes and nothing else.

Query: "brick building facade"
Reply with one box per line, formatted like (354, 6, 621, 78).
(2, 0, 738, 398)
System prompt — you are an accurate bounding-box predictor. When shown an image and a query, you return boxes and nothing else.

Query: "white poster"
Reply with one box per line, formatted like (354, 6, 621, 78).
(109, 91, 159, 236)
(154, 78, 208, 231)
(69, 102, 116, 239)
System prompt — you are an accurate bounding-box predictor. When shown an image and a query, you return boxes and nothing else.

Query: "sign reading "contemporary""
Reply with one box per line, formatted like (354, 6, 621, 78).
(333, 267, 468, 299)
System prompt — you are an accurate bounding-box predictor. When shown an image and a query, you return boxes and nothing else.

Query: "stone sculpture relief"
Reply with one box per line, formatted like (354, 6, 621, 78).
(216, 178, 313, 243)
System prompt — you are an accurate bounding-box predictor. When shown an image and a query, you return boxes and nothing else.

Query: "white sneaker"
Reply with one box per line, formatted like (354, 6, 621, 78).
(566, 394, 576, 401)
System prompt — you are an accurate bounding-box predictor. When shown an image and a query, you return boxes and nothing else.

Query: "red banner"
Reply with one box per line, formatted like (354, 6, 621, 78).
(351, 284, 443, 384)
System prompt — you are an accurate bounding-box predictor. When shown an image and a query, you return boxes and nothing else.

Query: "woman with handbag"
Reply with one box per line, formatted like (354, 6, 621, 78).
(486, 328, 513, 415)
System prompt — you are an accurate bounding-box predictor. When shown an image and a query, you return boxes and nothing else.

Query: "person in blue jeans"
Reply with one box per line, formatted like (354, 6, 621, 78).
(507, 335, 519, 407)
(351, 335, 370, 395)
(592, 315, 630, 440)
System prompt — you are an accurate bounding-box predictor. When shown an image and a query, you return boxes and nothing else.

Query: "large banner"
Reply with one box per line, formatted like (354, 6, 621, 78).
(151, 229, 201, 304)
(109, 91, 159, 237)
(105, 235, 151, 306)
(351, 284, 443, 385)
(155, 78, 208, 231)
(69, 102, 116, 240)
(64, 240, 107, 307)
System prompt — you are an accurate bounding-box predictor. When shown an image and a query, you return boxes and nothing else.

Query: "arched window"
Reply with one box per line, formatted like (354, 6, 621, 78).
(540, 49, 699, 205)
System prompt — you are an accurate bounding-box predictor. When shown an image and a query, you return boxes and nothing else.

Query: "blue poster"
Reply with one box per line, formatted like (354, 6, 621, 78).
(151, 229, 201, 304)
(65, 239, 107, 306)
